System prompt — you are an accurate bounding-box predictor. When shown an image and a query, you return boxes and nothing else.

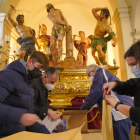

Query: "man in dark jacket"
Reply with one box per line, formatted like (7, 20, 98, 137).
(80, 64, 134, 140)
(0, 51, 50, 138)
(31, 67, 60, 121)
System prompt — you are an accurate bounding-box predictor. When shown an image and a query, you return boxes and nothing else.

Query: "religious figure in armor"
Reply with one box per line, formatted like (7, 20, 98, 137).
(91, 7, 117, 66)
(46, 3, 71, 62)
(7, 5, 40, 62)
(37, 24, 52, 60)
(73, 31, 91, 66)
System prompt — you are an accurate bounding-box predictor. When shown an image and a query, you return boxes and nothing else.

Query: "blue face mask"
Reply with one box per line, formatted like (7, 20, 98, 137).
(131, 65, 140, 78)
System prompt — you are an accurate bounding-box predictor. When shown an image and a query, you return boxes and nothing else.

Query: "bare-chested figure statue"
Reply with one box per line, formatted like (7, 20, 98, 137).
(46, 3, 71, 62)
(73, 31, 91, 66)
(7, 5, 40, 61)
(91, 7, 117, 66)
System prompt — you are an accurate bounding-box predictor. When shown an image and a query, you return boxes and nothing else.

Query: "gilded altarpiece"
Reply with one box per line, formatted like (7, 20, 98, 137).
(48, 61, 92, 107)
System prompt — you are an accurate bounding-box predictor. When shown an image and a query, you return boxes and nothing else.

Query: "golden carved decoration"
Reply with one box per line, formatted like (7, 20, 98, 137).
(48, 69, 92, 107)
(48, 59, 119, 108)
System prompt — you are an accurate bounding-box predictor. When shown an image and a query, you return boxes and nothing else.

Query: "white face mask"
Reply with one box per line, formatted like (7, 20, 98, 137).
(89, 76, 94, 82)
(44, 84, 54, 91)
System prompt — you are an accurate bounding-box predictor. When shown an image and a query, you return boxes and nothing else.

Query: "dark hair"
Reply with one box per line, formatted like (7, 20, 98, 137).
(79, 31, 85, 34)
(101, 9, 110, 19)
(29, 51, 49, 70)
(43, 67, 59, 78)
(16, 15, 24, 22)
(46, 3, 57, 13)
(124, 41, 140, 67)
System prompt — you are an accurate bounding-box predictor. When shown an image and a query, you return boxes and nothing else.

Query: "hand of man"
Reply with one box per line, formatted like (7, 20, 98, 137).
(48, 109, 60, 121)
(20, 113, 39, 126)
(102, 82, 117, 94)
(105, 96, 118, 108)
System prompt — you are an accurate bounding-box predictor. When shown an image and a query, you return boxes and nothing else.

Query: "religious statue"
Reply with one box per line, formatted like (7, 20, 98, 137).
(37, 24, 52, 60)
(91, 7, 117, 66)
(46, 3, 71, 62)
(73, 31, 91, 66)
(7, 5, 40, 62)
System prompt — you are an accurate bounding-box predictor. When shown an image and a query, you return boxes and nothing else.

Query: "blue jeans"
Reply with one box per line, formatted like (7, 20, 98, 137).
(113, 118, 131, 140)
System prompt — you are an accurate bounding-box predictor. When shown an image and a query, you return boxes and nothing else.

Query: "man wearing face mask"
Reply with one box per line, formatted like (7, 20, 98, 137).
(31, 67, 60, 121)
(0, 51, 50, 138)
(80, 64, 133, 140)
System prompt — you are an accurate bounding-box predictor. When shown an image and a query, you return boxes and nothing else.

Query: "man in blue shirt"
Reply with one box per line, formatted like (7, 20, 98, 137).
(80, 64, 134, 140)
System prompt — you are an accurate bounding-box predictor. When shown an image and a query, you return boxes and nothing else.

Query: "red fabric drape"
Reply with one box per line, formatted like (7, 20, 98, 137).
(87, 108, 102, 129)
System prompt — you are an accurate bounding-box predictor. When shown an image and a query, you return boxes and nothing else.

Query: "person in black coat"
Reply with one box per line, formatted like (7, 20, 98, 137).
(31, 67, 60, 121)
(103, 41, 140, 135)
(0, 51, 50, 138)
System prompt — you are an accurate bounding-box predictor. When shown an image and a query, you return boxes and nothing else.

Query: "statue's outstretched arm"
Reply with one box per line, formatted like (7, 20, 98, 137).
(31, 28, 40, 50)
(88, 38, 91, 45)
(112, 36, 117, 47)
(72, 35, 76, 42)
(106, 26, 117, 47)
(7, 5, 17, 27)
(92, 7, 108, 20)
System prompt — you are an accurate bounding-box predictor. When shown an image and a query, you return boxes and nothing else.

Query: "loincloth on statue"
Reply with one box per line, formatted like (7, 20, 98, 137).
(17, 29, 36, 52)
(52, 25, 65, 40)
(90, 32, 115, 53)
(17, 29, 36, 61)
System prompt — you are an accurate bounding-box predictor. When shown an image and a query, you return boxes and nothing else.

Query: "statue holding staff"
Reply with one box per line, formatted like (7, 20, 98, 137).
(7, 5, 41, 62)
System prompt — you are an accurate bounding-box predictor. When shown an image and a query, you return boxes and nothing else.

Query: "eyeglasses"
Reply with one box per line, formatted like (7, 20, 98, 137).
(88, 70, 93, 77)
